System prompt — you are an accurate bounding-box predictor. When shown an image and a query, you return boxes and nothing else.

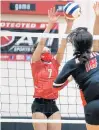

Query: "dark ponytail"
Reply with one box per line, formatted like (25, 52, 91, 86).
(67, 27, 93, 64)
(73, 50, 91, 64)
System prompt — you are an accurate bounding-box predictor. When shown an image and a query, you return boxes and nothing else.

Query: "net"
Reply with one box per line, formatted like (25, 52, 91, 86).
(0, 31, 99, 123)
(0, 60, 84, 117)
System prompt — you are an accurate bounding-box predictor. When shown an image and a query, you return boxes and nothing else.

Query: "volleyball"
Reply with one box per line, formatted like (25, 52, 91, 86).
(63, 2, 81, 20)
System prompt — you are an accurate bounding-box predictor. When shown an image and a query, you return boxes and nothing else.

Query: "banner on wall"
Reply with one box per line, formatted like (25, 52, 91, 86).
(1, 1, 71, 15)
(0, 21, 58, 61)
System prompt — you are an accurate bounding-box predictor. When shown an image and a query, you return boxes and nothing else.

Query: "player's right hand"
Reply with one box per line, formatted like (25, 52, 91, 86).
(48, 7, 60, 24)
(93, 2, 99, 16)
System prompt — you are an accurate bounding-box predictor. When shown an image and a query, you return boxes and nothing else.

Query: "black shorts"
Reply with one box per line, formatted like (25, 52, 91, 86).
(31, 98, 59, 118)
(84, 99, 99, 125)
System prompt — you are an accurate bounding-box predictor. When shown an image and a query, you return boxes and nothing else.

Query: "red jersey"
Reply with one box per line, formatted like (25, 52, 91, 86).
(31, 58, 60, 99)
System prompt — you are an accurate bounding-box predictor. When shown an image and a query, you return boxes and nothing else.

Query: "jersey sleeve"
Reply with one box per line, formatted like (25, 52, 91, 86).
(53, 60, 74, 88)
(53, 80, 69, 91)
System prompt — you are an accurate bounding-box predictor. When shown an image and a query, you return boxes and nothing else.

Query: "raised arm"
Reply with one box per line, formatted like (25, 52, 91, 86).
(93, 2, 99, 52)
(55, 14, 74, 64)
(31, 7, 60, 62)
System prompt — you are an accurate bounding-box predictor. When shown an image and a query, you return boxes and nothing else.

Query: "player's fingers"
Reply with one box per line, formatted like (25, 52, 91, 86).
(49, 8, 53, 17)
(56, 15, 60, 20)
(96, 1, 99, 8)
(50, 7, 54, 16)
(98, 2, 99, 7)
(54, 10, 59, 17)
(48, 10, 50, 16)
(63, 13, 67, 19)
(52, 7, 56, 14)
(96, 1, 98, 7)
(93, 3, 96, 10)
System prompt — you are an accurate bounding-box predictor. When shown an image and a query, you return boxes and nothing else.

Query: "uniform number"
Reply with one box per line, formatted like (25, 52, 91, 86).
(48, 69, 52, 78)
(85, 58, 97, 72)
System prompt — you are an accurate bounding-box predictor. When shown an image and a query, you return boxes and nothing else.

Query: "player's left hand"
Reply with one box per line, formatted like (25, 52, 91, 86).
(93, 2, 99, 16)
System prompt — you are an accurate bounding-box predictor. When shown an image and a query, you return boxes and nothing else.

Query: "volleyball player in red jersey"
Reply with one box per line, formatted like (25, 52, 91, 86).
(31, 7, 74, 130)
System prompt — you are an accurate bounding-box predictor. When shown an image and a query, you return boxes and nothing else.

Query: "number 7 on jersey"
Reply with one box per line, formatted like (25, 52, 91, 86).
(48, 69, 52, 78)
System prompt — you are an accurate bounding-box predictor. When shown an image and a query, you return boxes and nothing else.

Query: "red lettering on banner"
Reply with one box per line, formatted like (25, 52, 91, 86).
(0, 21, 53, 29)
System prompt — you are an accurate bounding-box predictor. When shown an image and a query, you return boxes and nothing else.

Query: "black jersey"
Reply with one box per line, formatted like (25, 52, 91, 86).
(53, 52, 99, 103)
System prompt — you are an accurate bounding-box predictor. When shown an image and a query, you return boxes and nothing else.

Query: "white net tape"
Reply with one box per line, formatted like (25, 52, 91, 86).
(0, 31, 99, 39)
(0, 119, 86, 124)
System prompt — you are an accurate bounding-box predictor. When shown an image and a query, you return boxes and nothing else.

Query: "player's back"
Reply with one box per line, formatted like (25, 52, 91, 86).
(72, 52, 99, 87)
(71, 52, 99, 102)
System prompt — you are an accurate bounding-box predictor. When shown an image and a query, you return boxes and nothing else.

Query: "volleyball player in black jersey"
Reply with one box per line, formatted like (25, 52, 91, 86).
(53, 2, 99, 130)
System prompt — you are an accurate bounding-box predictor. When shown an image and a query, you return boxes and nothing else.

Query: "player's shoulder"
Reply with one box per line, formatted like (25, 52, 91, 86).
(30, 60, 42, 67)
(64, 58, 76, 69)
(91, 52, 99, 59)
(91, 51, 99, 55)
(52, 56, 60, 67)
(67, 57, 83, 69)
(67, 57, 76, 64)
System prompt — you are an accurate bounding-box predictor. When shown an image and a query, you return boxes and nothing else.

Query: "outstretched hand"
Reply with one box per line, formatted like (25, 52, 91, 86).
(48, 7, 60, 24)
(93, 2, 99, 16)
(63, 13, 75, 28)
